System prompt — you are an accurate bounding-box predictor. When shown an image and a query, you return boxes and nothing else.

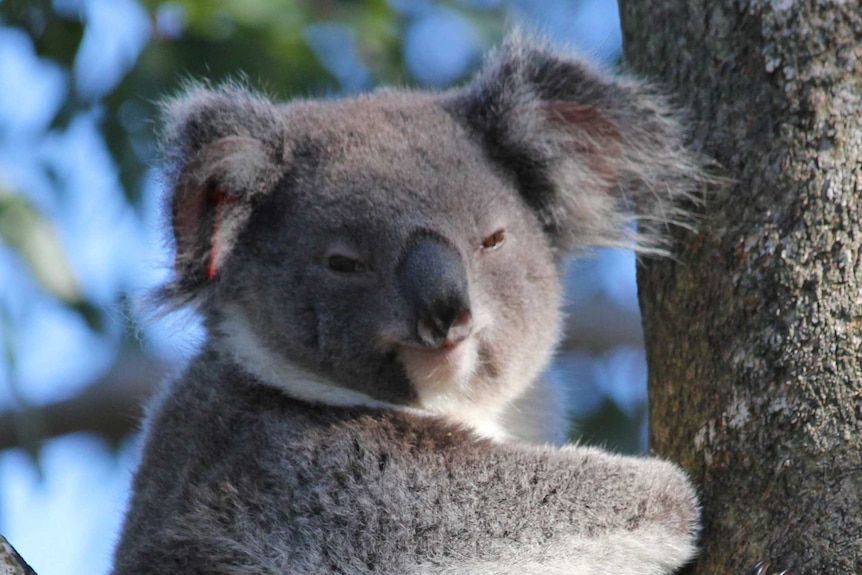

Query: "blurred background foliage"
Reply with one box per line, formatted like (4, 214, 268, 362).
(0, 1, 638, 573)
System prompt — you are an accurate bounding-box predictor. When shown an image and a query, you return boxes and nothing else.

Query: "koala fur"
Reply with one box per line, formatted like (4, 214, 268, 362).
(113, 36, 703, 575)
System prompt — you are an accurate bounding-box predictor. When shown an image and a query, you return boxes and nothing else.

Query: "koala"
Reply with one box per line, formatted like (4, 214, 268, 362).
(112, 36, 704, 575)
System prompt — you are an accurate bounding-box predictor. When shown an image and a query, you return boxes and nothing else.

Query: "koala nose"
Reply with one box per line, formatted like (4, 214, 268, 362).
(417, 304, 473, 348)
(398, 235, 473, 348)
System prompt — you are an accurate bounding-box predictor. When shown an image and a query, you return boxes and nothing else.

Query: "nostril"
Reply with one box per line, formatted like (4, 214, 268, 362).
(445, 309, 473, 346)
(416, 305, 473, 348)
(416, 316, 441, 347)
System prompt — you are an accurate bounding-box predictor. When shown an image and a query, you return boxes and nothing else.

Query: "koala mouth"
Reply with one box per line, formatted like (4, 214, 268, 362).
(397, 335, 478, 394)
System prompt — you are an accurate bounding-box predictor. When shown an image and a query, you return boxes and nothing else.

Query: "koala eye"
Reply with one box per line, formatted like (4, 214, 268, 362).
(327, 254, 368, 274)
(480, 229, 506, 251)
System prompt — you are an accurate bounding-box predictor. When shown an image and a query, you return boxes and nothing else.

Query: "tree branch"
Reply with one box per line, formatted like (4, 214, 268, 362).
(0, 535, 37, 575)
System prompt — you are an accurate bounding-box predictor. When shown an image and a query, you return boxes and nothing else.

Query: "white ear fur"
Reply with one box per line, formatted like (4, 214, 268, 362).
(172, 136, 274, 280)
(185, 136, 273, 194)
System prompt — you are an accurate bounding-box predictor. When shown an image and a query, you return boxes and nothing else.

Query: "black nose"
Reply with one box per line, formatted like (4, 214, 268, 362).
(397, 235, 473, 348)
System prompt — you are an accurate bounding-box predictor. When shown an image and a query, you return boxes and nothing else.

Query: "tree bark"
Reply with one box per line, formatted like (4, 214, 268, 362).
(619, 2, 862, 574)
(0, 536, 37, 575)
(0, 344, 163, 451)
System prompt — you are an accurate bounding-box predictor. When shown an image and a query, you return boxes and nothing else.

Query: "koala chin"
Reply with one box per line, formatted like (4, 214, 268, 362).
(113, 35, 705, 575)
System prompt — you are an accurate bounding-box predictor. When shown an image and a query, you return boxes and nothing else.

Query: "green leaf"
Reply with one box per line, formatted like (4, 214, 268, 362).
(0, 189, 81, 305)
(568, 398, 647, 455)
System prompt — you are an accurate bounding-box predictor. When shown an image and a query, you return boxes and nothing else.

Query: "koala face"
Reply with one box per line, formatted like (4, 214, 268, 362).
(158, 40, 700, 434)
(214, 95, 562, 424)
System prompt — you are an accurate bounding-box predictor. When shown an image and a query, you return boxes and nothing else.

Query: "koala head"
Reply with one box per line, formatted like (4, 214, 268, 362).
(156, 37, 701, 436)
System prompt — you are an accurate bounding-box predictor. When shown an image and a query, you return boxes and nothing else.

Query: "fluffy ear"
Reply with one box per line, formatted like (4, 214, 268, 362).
(158, 83, 287, 306)
(446, 35, 705, 255)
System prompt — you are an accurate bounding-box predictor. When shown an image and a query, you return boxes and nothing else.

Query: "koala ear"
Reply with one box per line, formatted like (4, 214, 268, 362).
(447, 35, 705, 254)
(158, 83, 286, 306)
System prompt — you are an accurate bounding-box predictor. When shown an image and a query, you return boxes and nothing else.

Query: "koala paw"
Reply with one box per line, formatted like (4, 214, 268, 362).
(750, 560, 794, 575)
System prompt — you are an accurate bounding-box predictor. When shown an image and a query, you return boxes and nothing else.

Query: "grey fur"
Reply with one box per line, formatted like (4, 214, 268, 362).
(114, 36, 703, 575)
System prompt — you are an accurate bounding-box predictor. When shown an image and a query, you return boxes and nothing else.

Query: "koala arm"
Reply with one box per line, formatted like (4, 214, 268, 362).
(307, 411, 699, 575)
(113, 367, 698, 575)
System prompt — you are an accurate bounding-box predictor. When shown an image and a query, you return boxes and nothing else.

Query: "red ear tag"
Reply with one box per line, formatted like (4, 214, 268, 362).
(205, 188, 240, 281)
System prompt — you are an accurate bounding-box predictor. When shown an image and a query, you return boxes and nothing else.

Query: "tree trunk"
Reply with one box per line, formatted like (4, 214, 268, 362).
(0, 536, 37, 575)
(619, 2, 862, 574)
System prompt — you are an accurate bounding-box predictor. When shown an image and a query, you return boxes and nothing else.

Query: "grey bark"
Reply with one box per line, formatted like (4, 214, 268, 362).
(0, 344, 163, 450)
(0, 536, 36, 575)
(619, 1, 862, 574)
